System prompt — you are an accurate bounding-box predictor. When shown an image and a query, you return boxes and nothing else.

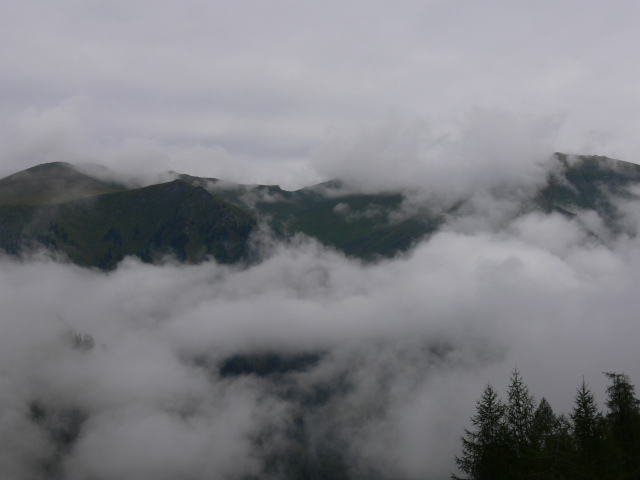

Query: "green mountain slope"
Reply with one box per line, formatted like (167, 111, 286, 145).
(178, 153, 640, 258)
(277, 187, 442, 259)
(177, 178, 444, 260)
(0, 162, 124, 206)
(0, 179, 256, 269)
(2, 153, 640, 268)
(535, 153, 640, 231)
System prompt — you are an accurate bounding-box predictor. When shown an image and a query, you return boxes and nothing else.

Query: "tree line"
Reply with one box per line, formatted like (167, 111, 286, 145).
(453, 369, 640, 479)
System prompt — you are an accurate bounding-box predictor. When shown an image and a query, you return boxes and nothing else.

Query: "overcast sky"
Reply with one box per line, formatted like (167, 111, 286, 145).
(2, 1, 640, 187)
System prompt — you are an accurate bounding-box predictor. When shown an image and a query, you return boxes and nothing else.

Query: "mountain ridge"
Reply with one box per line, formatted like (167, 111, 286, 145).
(1, 153, 639, 268)
(0, 161, 124, 206)
(0, 177, 256, 269)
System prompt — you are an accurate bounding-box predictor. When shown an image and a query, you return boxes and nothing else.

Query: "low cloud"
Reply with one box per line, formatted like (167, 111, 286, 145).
(310, 109, 559, 200)
(333, 202, 385, 222)
(2, 184, 640, 478)
(0, 99, 321, 191)
(1, 103, 561, 197)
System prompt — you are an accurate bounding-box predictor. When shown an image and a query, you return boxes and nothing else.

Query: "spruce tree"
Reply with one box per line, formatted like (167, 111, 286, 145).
(571, 379, 601, 454)
(453, 384, 508, 480)
(533, 397, 556, 450)
(570, 378, 604, 478)
(553, 414, 575, 478)
(604, 372, 640, 478)
(505, 368, 536, 475)
(531, 399, 573, 479)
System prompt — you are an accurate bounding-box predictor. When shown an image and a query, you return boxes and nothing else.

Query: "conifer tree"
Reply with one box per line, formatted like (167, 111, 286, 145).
(571, 379, 601, 455)
(533, 397, 556, 450)
(506, 369, 536, 451)
(453, 370, 640, 479)
(453, 384, 508, 480)
(531, 399, 573, 479)
(570, 378, 604, 478)
(501, 369, 537, 476)
(604, 372, 640, 478)
(553, 413, 575, 478)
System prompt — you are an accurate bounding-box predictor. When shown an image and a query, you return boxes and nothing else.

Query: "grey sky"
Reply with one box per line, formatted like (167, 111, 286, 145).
(2, 1, 640, 186)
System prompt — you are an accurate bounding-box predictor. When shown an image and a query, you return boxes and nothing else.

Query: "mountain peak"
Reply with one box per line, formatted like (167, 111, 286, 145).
(0, 162, 121, 206)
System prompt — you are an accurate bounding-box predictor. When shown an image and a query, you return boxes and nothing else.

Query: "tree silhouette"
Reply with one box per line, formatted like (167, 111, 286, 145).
(453, 384, 508, 480)
(604, 372, 640, 478)
(570, 378, 605, 478)
(453, 371, 640, 480)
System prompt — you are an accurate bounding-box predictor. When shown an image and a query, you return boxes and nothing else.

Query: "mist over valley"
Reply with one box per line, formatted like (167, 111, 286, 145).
(3, 152, 640, 478)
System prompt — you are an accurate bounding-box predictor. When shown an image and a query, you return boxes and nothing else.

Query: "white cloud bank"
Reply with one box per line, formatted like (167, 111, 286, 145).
(2, 195, 640, 478)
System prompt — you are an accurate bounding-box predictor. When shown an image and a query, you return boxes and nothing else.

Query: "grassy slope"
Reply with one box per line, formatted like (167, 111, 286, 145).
(535, 153, 640, 231)
(0, 162, 123, 206)
(2, 154, 639, 268)
(281, 190, 441, 259)
(182, 153, 640, 261)
(182, 179, 444, 260)
(0, 180, 256, 269)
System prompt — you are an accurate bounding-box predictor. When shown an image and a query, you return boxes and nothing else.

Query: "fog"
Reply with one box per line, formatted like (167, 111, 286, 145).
(311, 110, 558, 196)
(3, 172, 640, 478)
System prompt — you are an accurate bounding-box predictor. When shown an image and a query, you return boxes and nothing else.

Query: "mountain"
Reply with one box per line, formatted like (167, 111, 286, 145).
(0, 162, 124, 206)
(177, 153, 640, 258)
(1, 153, 639, 269)
(176, 177, 445, 260)
(535, 153, 640, 231)
(0, 172, 256, 269)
